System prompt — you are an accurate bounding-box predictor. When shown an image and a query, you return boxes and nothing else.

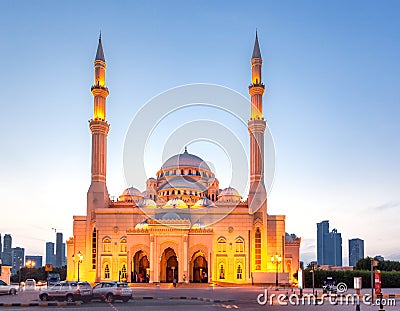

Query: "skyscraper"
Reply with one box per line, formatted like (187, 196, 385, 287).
(55, 232, 63, 267)
(349, 238, 364, 267)
(317, 221, 342, 266)
(11, 247, 24, 275)
(2, 234, 12, 266)
(46, 242, 55, 266)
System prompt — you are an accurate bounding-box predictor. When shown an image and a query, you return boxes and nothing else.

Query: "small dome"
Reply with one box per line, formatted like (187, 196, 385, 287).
(147, 177, 157, 182)
(135, 219, 148, 230)
(161, 149, 210, 171)
(162, 212, 181, 220)
(193, 198, 215, 208)
(219, 186, 241, 198)
(122, 187, 143, 197)
(191, 220, 206, 229)
(137, 198, 157, 208)
(164, 198, 187, 209)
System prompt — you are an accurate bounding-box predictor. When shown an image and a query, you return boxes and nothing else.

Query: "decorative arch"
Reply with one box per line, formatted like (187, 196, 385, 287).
(103, 261, 111, 279)
(235, 236, 245, 253)
(189, 249, 208, 283)
(160, 247, 178, 283)
(159, 241, 179, 259)
(120, 236, 127, 253)
(102, 236, 112, 253)
(129, 244, 150, 257)
(217, 237, 227, 253)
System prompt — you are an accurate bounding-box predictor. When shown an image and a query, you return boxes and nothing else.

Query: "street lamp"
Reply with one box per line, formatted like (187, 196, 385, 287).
(72, 251, 83, 282)
(271, 253, 282, 288)
(26, 260, 36, 279)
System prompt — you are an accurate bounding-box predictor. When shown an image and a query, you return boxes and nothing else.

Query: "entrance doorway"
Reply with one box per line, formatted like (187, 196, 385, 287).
(133, 250, 149, 282)
(160, 247, 178, 283)
(191, 251, 208, 282)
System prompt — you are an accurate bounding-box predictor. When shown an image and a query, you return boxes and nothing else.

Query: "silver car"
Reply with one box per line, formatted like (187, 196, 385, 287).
(39, 282, 92, 302)
(92, 282, 132, 302)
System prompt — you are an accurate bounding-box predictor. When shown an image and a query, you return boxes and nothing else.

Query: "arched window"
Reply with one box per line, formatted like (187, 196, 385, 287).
(217, 237, 227, 253)
(92, 228, 97, 269)
(219, 263, 225, 279)
(255, 228, 261, 269)
(120, 264, 127, 281)
(104, 263, 110, 279)
(103, 237, 111, 253)
(236, 264, 243, 279)
(120, 237, 127, 253)
(235, 237, 245, 253)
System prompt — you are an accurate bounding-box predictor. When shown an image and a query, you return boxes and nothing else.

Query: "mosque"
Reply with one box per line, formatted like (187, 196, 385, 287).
(66, 34, 301, 284)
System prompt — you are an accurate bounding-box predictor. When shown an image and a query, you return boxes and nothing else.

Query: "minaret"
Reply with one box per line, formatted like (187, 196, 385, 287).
(87, 34, 110, 211)
(248, 31, 267, 215)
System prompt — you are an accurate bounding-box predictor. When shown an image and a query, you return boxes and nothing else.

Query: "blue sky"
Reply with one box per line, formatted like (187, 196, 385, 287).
(0, 1, 399, 265)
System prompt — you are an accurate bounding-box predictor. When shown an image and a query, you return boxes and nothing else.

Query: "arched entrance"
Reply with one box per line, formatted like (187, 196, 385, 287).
(190, 251, 208, 283)
(133, 250, 149, 282)
(160, 247, 178, 283)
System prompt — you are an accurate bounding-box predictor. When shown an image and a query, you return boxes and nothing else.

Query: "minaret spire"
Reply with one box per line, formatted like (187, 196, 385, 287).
(252, 30, 262, 59)
(95, 32, 105, 62)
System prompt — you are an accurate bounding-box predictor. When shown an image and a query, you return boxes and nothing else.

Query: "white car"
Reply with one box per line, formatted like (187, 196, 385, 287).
(0, 280, 18, 295)
(92, 282, 132, 303)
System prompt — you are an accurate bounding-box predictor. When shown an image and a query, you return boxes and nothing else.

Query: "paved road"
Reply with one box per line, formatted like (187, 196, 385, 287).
(0, 287, 398, 310)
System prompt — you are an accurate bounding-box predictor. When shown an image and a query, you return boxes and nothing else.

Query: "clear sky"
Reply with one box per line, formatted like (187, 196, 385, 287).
(0, 1, 399, 265)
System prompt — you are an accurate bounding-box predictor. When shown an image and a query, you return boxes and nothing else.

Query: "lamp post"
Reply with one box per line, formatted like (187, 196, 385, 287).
(271, 253, 282, 288)
(72, 251, 83, 282)
(26, 260, 36, 279)
(311, 263, 315, 296)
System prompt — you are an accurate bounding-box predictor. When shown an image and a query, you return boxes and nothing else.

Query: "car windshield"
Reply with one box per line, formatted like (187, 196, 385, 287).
(117, 283, 128, 287)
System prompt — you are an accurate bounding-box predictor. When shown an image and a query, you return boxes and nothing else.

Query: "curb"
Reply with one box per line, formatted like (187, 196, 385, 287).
(0, 302, 82, 307)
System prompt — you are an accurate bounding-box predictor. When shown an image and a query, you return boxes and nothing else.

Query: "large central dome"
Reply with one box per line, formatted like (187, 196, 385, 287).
(161, 148, 210, 171)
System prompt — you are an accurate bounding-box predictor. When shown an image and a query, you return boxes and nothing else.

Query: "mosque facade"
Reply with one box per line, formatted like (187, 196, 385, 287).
(66, 34, 301, 284)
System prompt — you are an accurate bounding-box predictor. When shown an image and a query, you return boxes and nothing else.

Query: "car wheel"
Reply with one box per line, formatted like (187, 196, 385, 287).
(9, 288, 16, 295)
(40, 294, 49, 301)
(105, 293, 114, 303)
(122, 297, 130, 302)
(66, 294, 74, 302)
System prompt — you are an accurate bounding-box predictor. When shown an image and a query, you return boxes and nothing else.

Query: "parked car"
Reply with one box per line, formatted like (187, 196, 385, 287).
(24, 279, 36, 290)
(47, 273, 61, 286)
(92, 282, 132, 302)
(322, 276, 337, 294)
(39, 282, 92, 302)
(0, 280, 18, 295)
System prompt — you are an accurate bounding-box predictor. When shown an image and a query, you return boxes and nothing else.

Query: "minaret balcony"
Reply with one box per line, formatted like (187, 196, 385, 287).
(91, 85, 109, 92)
(248, 83, 265, 89)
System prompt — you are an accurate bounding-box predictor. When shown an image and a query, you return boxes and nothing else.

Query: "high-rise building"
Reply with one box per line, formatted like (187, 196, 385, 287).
(317, 221, 342, 266)
(45, 242, 55, 266)
(62, 243, 66, 266)
(25, 255, 43, 268)
(349, 238, 364, 267)
(55, 232, 63, 267)
(2, 234, 12, 266)
(11, 247, 24, 275)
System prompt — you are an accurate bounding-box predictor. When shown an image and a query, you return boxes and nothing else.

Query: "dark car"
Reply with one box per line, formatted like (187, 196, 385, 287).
(92, 282, 132, 303)
(322, 276, 337, 294)
(39, 282, 92, 302)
